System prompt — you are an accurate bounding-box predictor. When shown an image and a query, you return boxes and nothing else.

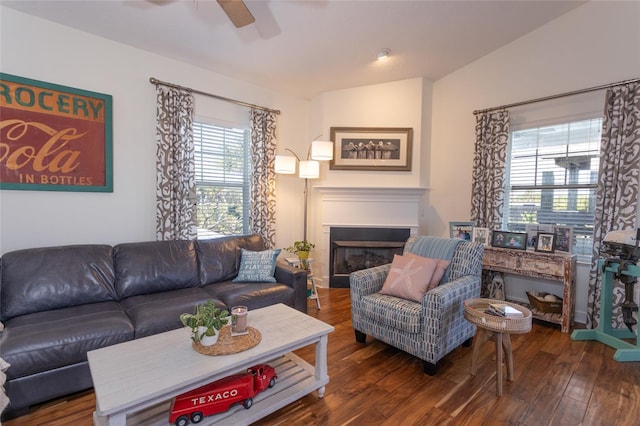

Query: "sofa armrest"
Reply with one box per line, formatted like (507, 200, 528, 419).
(274, 262, 308, 313)
(421, 274, 481, 359)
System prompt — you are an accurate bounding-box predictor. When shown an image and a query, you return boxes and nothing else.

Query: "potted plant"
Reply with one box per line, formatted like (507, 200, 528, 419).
(180, 300, 229, 346)
(285, 240, 315, 271)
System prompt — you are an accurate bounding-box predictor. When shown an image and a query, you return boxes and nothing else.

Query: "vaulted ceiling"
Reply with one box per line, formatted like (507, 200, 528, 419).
(1, 0, 585, 99)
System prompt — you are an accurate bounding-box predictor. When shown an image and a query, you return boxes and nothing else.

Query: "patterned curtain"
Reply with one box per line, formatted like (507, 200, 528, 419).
(470, 110, 510, 230)
(155, 85, 197, 241)
(587, 82, 640, 329)
(249, 108, 277, 248)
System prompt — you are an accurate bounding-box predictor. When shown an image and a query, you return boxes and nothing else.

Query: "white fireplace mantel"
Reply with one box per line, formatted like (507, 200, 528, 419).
(316, 186, 428, 199)
(315, 186, 428, 284)
(316, 186, 427, 227)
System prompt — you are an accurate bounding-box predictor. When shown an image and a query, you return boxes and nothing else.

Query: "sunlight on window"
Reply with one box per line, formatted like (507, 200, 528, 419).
(194, 121, 250, 238)
(505, 118, 602, 259)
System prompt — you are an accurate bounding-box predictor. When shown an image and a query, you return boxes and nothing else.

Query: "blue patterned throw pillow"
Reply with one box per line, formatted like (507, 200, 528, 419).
(232, 248, 281, 283)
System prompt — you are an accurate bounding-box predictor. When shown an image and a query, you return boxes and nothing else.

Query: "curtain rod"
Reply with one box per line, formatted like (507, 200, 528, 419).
(149, 77, 280, 115)
(473, 77, 640, 116)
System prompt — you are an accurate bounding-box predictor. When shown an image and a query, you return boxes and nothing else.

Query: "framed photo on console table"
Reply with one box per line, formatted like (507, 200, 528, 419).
(536, 232, 556, 253)
(330, 127, 412, 171)
(492, 231, 527, 250)
(472, 227, 490, 246)
(449, 221, 474, 241)
(553, 225, 573, 254)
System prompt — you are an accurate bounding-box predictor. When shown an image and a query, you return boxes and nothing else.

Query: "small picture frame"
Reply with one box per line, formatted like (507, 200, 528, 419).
(449, 221, 474, 241)
(472, 227, 490, 246)
(553, 225, 573, 254)
(505, 232, 527, 250)
(491, 231, 527, 250)
(525, 223, 554, 250)
(491, 231, 510, 248)
(525, 224, 539, 250)
(536, 232, 556, 253)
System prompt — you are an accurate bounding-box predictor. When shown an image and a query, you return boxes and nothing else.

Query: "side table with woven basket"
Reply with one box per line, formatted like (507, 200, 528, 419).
(463, 298, 532, 396)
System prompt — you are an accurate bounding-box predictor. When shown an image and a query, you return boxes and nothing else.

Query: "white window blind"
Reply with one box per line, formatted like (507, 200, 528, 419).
(504, 117, 602, 258)
(194, 121, 250, 238)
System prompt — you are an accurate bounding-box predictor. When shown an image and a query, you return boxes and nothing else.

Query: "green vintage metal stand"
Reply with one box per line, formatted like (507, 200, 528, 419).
(571, 260, 640, 362)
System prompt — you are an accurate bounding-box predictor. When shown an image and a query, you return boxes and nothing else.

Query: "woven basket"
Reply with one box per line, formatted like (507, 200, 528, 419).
(192, 325, 261, 356)
(526, 291, 563, 314)
(464, 298, 532, 334)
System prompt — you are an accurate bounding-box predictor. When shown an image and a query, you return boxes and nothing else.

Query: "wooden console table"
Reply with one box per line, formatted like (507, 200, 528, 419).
(482, 247, 576, 333)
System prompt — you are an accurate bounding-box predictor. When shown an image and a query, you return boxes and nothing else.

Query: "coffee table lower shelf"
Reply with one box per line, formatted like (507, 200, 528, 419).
(122, 352, 324, 426)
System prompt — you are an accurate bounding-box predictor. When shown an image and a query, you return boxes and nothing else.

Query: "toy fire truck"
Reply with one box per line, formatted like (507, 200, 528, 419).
(169, 364, 277, 426)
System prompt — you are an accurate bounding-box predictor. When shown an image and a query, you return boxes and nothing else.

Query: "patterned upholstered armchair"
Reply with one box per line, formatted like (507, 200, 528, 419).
(350, 236, 484, 375)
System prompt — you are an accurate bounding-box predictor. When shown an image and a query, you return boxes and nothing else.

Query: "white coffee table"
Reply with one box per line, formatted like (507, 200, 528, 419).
(88, 303, 334, 425)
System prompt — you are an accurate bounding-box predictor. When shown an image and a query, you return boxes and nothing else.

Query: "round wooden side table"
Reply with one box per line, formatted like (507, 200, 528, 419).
(463, 298, 532, 396)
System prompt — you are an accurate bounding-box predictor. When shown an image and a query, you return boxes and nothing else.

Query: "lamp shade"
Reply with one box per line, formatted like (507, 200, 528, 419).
(274, 155, 296, 174)
(311, 140, 334, 161)
(299, 160, 319, 179)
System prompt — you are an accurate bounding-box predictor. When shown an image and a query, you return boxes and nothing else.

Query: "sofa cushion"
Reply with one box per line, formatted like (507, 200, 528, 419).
(0, 245, 116, 322)
(232, 248, 281, 283)
(119, 287, 224, 338)
(114, 240, 199, 299)
(196, 235, 265, 285)
(204, 281, 294, 312)
(361, 293, 422, 334)
(0, 302, 133, 380)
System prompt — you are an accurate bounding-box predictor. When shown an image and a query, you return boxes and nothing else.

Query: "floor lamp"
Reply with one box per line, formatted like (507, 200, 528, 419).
(274, 140, 333, 242)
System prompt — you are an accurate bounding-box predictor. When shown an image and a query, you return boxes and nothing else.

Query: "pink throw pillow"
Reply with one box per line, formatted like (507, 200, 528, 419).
(379, 254, 437, 302)
(406, 253, 451, 290)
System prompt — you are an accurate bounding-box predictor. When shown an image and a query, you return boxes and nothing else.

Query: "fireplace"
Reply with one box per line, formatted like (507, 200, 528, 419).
(329, 227, 410, 288)
(317, 186, 426, 287)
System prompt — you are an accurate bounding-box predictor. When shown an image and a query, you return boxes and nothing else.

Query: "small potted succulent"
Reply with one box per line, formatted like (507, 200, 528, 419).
(285, 240, 315, 271)
(180, 300, 229, 346)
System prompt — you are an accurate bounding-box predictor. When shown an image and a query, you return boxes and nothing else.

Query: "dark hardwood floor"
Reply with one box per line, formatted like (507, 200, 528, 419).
(5, 288, 640, 425)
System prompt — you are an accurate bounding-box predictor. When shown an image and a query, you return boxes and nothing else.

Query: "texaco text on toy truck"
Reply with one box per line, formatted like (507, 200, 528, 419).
(169, 364, 277, 426)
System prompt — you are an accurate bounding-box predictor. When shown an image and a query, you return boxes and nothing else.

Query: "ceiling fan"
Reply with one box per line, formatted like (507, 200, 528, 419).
(217, 0, 255, 28)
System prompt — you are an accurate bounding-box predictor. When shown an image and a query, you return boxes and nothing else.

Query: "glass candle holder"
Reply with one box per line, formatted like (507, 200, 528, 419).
(231, 305, 248, 335)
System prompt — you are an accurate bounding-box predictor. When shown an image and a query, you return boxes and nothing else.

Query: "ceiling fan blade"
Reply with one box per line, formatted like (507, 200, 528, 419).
(217, 0, 255, 28)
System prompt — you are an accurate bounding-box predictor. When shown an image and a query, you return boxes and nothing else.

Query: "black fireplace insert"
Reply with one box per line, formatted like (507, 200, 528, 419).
(329, 227, 410, 288)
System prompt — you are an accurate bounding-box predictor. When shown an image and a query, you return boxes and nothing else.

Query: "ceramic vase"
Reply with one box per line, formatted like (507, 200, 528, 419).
(196, 326, 219, 346)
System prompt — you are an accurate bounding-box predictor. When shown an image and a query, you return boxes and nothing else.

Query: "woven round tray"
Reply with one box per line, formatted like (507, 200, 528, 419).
(464, 298, 532, 334)
(192, 325, 261, 356)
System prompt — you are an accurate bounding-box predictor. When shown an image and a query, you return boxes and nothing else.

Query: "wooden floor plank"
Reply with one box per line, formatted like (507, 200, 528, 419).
(564, 340, 606, 404)
(488, 395, 529, 425)
(549, 395, 588, 426)
(5, 288, 640, 426)
(582, 385, 622, 426)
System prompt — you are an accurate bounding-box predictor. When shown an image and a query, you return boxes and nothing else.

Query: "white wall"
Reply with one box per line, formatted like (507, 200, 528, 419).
(0, 6, 309, 253)
(306, 77, 431, 281)
(313, 77, 426, 186)
(430, 1, 640, 323)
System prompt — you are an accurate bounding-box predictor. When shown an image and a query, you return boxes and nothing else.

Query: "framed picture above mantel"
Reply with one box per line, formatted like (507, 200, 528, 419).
(329, 127, 412, 171)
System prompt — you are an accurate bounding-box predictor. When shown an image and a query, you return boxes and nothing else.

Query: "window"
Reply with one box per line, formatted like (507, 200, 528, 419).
(503, 118, 602, 258)
(193, 120, 250, 238)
